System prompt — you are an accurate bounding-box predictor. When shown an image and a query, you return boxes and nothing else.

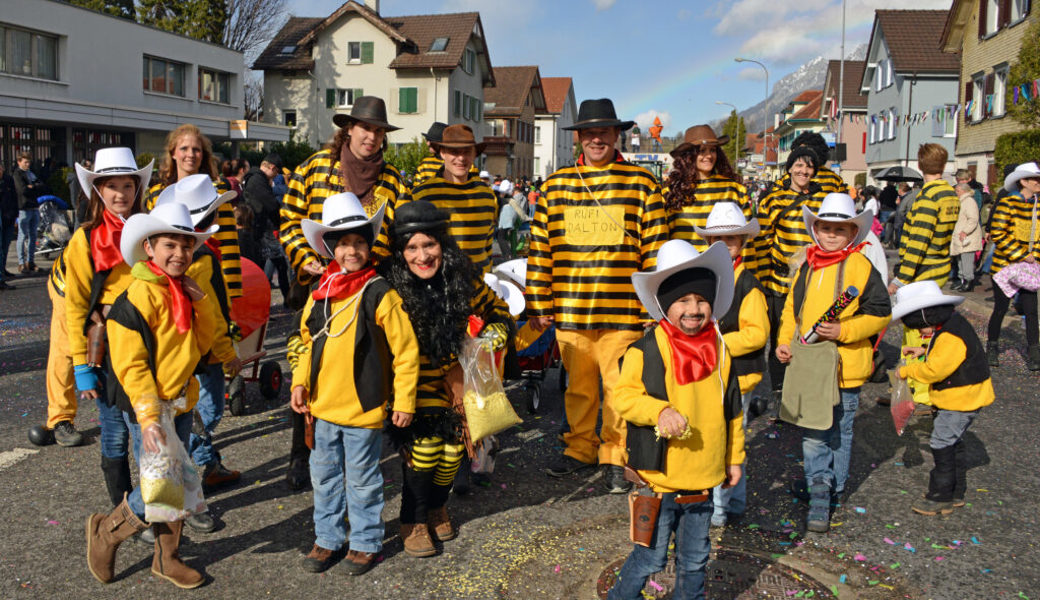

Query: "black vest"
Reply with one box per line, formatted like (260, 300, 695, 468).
(105, 291, 159, 420)
(306, 277, 392, 414)
(717, 268, 766, 377)
(930, 313, 990, 391)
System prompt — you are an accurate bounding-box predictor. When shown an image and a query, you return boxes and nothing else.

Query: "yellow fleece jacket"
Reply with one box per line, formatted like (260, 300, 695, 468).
(899, 334, 995, 412)
(723, 263, 769, 395)
(64, 228, 133, 365)
(185, 252, 237, 364)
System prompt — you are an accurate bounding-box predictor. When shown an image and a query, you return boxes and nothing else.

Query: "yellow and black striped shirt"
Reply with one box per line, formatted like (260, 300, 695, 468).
(527, 158, 669, 330)
(280, 149, 407, 284)
(895, 179, 959, 286)
(667, 174, 757, 271)
(49, 249, 67, 297)
(402, 175, 497, 273)
(755, 184, 827, 295)
(145, 177, 243, 298)
(774, 165, 848, 195)
(989, 192, 1040, 275)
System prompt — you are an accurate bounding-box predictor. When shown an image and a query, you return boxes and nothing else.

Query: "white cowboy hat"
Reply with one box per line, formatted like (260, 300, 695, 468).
(155, 173, 237, 227)
(693, 201, 760, 239)
(891, 280, 964, 321)
(479, 170, 491, 180)
(1004, 162, 1040, 193)
(494, 258, 527, 288)
(483, 273, 525, 316)
(632, 239, 734, 322)
(803, 192, 874, 248)
(301, 192, 386, 259)
(75, 147, 153, 200)
(120, 202, 218, 266)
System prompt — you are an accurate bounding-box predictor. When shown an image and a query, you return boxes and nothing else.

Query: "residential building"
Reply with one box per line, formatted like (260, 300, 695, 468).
(742, 127, 779, 181)
(941, 0, 1037, 188)
(0, 0, 288, 168)
(861, 10, 960, 179)
(774, 90, 825, 168)
(821, 59, 869, 182)
(483, 66, 546, 179)
(534, 76, 577, 180)
(254, 0, 495, 150)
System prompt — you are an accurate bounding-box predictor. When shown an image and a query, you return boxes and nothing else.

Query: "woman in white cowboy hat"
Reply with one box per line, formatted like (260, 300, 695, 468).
(985, 161, 1040, 370)
(289, 192, 418, 576)
(775, 192, 891, 533)
(694, 202, 768, 528)
(610, 240, 743, 600)
(87, 202, 218, 589)
(61, 147, 152, 500)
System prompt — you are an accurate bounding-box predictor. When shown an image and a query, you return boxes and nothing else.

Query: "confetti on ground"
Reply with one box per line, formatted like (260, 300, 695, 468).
(971, 536, 981, 544)
(553, 564, 560, 574)
(904, 543, 916, 553)
(935, 556, 945, 561)
(854, 506, 866, 513)
(648, 579, 664, 592)
(839, 574, 847, 584)
(884, 537, 895, 545)
(46, 520, 58, 525)
(854, 553, 866, 561)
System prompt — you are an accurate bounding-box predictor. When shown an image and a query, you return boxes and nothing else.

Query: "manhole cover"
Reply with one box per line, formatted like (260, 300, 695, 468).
(596, 548, 835, 599)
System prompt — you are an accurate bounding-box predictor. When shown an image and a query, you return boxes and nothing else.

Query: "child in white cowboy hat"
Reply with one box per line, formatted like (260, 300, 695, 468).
(86, 202, 219, 589)
(775, 192, 891, 533)
(694, 202, 769, 528)
(156, 174, 243, 499)
(608, 240, 744, 600)
(289, 192, 419, 576)
(892, 281, 994, 515)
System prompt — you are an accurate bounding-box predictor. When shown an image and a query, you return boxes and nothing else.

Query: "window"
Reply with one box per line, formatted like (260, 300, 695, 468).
(463, 48, 476, 74)
(868, 116, 876, 144)
(143, 56, 185, 96)
(347, 41, 374, 64)
(1, 25, 58, 80)
(993, 66, 1008, 117)
(1011, 0, 1030, 22)
(534, 126, 541, 144)
(399, 87, 418, 113)
(429, 37, 449, 52)
(874, 64, 883, 92)
(886, 108, 896, 140)
(885, 60, 894, 88)
(468, 96, 481, 122)
(198, 68, 230, 104)
(932, 104, 957, 138)
(279, 45, 296, 55)
(534, 157, 541, 175)
(488, 119, 507, 137)
(981, 0, 1000, 36)
(283, 110, 297, 127)
(463, 93, 471, 119)
(336, 88, 363, 108)
(972, 74, 985, 121)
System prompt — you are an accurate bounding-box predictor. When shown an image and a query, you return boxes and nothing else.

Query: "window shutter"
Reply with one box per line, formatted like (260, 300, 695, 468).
(361, 42, 374, 64)
(964, 80, 973, 104)
(454, 90, 461, 117)
(399, 87, 417, 113)
(1000, 0, 1012, 26)
(1027, 0, 1033, 17)
(326, 89, 336, 108)
(985, 73, 995, 117)
(979, 0, 988, 37)
(354, 88, 364, 102)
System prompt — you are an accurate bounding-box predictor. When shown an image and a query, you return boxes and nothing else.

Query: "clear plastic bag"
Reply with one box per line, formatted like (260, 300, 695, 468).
(458, 337, 521, 443)
(139, 401, 206, 523)
(888, 366, 915, 436)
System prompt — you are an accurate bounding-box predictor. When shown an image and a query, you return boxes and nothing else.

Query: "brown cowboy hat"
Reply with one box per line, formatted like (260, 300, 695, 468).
(431, 124, 487, 155)
(332, 96, 400, 132)
(670, 124, 731, 157)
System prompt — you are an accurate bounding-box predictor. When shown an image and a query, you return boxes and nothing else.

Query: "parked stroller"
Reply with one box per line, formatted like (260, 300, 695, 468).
(35, 195, 72, 259)
(515, 323, 564, 414)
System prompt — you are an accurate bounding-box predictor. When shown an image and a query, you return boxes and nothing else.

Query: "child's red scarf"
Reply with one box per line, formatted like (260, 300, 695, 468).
(805, 241, 868, 270)
(143, 261, 192, 334)
(659, 319, 718, 385)
(89, 210, 126, 272)
(312, 262, 376, 301)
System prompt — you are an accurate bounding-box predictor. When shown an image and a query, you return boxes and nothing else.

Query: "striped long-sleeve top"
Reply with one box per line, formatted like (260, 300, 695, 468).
(280, 149, 406, 284)
(527, 157, 669, 330)
(774, 165, 848, 195)
(667, 174, 758, 271)
(989, 191, 1040, 275)
(401, 175, 498, 273)
(894, 179, 959, 286)
(145, 178, 242, 298)
(755, 183, 827, 295)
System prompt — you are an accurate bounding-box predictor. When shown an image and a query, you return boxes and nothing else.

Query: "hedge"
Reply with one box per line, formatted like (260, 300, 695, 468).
(994, 129, 1040, 178)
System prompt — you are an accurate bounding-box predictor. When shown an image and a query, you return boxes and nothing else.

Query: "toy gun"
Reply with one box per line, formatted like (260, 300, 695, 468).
(801, 286, 859, 344)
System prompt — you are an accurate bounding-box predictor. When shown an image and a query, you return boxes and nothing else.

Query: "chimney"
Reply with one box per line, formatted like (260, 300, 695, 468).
(364, 0, 379, 13)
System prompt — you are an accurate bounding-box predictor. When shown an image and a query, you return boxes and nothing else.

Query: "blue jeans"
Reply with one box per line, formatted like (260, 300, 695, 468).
(16, 209, 38, 265)
(311, 419, 385, 554)
(189, 363, 225, 467)
(96, 398, 130, 460)
(607, 492, 713, 600)
(801, 387, 860, 493)
(980, 242, 996, 275)
(713, 393, 750, 517)
(125, 410, 193, 520)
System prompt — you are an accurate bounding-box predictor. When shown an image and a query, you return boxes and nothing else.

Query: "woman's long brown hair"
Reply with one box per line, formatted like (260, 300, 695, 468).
(664, 145, 739, 212)
(82, 175, 143, 231)
(157, 124, 219, 187)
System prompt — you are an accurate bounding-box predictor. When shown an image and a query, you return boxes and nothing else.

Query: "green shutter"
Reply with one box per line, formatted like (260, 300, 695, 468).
(454, 90, 461, 117)
(361, 42, 374, 64)
(326, 89, 336, 108)
(399, 87, 417, 113)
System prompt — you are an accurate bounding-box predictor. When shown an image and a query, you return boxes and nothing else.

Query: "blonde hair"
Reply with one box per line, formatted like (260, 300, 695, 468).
(158, 124, 219, 186)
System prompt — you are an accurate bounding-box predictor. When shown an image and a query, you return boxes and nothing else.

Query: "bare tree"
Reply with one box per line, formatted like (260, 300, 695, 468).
(223, 0, 287, 56)
(243, 72, 264, 121)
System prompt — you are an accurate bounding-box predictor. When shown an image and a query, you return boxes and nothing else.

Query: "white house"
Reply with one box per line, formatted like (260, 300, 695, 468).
(534, 76, 576, 179)
(253, 0, 495, 149)
(0, 0, 288, 166)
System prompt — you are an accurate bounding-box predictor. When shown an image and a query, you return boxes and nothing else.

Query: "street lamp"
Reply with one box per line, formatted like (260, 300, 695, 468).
(715, 100, 739, 166)
(735, 57, 770, 175)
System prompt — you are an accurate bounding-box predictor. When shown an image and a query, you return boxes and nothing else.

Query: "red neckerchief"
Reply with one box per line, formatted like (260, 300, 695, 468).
(144, 261, 192, 334)
(203, 237, 222, 261)
(659, 318, 718, 385)
(312, 262, 376, 301)
(805, 241, 869, 270)
(576, 150, 626, 166)
(732, 255, 743, 269)
(89, 210, 126, 272)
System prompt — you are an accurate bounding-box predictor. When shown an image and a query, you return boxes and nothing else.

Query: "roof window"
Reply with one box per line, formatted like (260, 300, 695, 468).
(429, 37, 449, 52)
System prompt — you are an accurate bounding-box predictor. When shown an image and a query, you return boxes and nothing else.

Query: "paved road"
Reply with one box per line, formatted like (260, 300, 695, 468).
(1, 253, 1038, 599)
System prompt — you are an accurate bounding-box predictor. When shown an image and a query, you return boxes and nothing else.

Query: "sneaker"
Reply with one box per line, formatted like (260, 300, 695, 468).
(138, 526, 156, 545)
(806, 485, 831, 533)
(952, 497, 966, 508)
(604, 465, 632, 494)
(301, 544, 338, 573)
(52, 421, 83, 447)
(185, 511, 216, 533)
(912, 497, 953, 516)
(710, 512, 728, 528)
(203, 461, 241, 488)
(546, 455, 595, 477)
(341, 550, 379, 576)
(0, 280, 12, 291)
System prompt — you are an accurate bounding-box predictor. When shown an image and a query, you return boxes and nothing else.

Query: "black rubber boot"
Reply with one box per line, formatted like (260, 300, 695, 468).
(286, 411, 311, 491)
(452, 456, 471, 496)
(986, 341, 999, 367)
(101, 456, 132, 507)
(951, 440, 967, 507)
(400, 464, 436, 525)
(1028, 345, 1040, 371)
(925, 445, 957, 503)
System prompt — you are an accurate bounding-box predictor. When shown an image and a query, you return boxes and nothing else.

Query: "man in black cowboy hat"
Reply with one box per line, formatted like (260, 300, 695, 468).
(278, 95, 407, 491)
(414, 122, 448, 185)
(526, 98, 670, 493)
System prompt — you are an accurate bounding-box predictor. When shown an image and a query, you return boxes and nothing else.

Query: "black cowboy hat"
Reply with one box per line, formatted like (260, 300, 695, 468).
(422, 122, 447, 142)
(392, 200, 449, 237)
(563, 98, 636, 131)
(332, 96, 401, 132)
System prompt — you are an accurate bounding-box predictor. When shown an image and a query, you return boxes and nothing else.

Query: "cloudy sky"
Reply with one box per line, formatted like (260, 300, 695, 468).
(289, 0, 953, 137)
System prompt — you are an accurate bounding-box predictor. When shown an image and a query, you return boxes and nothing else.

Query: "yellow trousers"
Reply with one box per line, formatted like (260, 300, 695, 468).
(902, 326, 931, 406)
(46, 285, 77, 428)
(556, 328, 642, 466)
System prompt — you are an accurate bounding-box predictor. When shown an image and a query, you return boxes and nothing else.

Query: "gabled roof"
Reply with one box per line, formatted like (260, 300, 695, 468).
(252, 17, 322, 70)
(385, 12, 487, 72)
(790, 91, 823, 121)
(540, 77, 573, 115)
(298, 1, 405, 46)
(867, 10, 960, 74)
(823, 60, 867, 109)
(792, 90, 820, 104)
(485, 66, 545, 117)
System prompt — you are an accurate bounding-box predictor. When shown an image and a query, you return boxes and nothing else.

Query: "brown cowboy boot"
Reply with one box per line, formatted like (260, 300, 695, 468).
(86, 494, 149, 583)
(151, 520, 204, 588)
(427, 506, 456, 541)
(400, 523, 437, 557)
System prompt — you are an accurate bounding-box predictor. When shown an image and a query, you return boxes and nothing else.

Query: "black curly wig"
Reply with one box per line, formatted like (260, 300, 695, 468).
(378, 225, 477, 368)
(664, 146, 740, 212)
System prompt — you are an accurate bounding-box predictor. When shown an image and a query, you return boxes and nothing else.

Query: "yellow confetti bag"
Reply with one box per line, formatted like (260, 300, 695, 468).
(139, 401, 207, 523)
(459, 337, 521, 443)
